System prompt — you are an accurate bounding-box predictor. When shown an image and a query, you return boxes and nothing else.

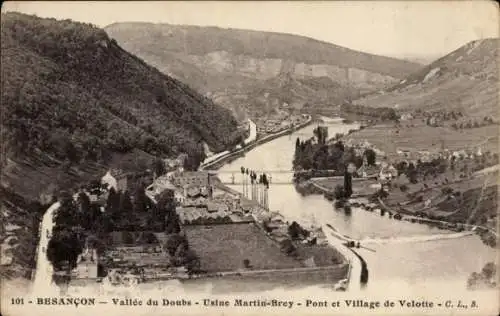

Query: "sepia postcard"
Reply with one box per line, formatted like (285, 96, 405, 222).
(1, 1, 499, 315)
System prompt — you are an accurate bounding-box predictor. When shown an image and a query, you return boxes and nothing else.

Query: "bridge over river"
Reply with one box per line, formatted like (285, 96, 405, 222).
(211, 169, 337, 185)
(217, 117, 496, 291)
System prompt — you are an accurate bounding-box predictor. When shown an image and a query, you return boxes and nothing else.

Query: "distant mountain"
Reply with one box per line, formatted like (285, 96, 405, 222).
(1, 13, 241, 199)
(404, 57, 432, 65)
(104, 22, 421, 117)
(353, 38, 499, 118)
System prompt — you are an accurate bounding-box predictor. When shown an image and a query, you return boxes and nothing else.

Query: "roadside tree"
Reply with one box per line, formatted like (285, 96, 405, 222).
(364, 149, 377, 166)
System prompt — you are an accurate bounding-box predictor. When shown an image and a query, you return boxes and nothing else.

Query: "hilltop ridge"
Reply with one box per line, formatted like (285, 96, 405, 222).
(105, 22, 422, 117)
(354, 38, 499, 118)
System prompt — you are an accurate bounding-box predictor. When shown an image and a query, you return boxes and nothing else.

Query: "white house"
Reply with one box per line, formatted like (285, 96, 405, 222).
(173, 191, 184, 204)
(101, 170, 118, 191)
(424, 199, 432, 208)
(400, 113, 414, 121)
(379, 164, 398, 181)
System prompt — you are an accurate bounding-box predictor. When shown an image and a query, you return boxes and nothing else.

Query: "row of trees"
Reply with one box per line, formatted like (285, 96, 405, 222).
(105, 186, 178, 232)
(163, 233, 200, 271)
(293, 134, 376, 175)
(393, 158, 449, 184)
(47, 192, 86, 274)
(417, 109, 464, 121)
(312, 126, 328, 145)
(451, 116, 496, 130)
(393, 152, 497, 187)
(340, 104, 399, 121)
(240, 167, 270, 208)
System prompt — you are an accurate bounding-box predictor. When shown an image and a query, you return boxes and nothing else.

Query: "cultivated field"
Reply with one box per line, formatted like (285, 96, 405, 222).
(312, 177, 380, 197)
(184, 223, 303, 272)
(344, 121, 498, 160)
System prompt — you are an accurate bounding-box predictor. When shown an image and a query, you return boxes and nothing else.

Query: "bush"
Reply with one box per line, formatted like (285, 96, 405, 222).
(364, 149, 377, 166)
(288, 221, 309, 239)
(165, 234, 188, 257)
(280, 239, 297, 256)
(441, 187, 453, 195)
(334, 185, 345, 200)
(243, 259, 251, 268)
(334, 199, 345, 208)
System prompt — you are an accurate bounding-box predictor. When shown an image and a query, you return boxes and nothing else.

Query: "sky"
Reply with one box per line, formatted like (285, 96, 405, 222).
(2, 1, 499, 62)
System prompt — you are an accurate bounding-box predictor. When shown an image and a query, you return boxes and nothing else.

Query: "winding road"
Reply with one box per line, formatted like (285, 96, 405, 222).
(32, 201, 60, 294)
(200, 119, 257, 167)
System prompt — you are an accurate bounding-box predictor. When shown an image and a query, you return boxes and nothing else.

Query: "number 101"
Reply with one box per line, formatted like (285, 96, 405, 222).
(11, 298, 24, 304)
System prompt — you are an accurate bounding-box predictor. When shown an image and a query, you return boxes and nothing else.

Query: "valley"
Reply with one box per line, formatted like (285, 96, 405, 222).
(0, 7, 497, 311)
(0, 12, 242, 282)
(104, 22, 421, 121)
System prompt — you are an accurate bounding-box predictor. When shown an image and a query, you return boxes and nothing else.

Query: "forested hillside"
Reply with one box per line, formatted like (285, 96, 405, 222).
(1, 13, 241, 279)
(1, 13, 241, 185)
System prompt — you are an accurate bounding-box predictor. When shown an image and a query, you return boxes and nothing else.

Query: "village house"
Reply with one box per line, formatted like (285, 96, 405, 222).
(102, 169, 128, 192)
(86, 192, 107, 210)
(211, 190, 240, 209)
(146, 175, 182, 204)
(182, 197, 208, 208)
(400, 113, 414, 121)
(174, 191, 185, 205)
(176, 207, 204, 223)
(163, 153, 188, 172)
(176, 204, 235, 224)
(172, 171, 210, 188)
(102, 169, 153, 192)
(184, 185, 210, 199)
(207, 201, 229, 213)
(73, 248, 98, 279)
(356, 163, 380, 178)
(107, 232, 163, 253)
(239, 199, 256, 213)
(379, 163, 398, 182)
(396, 148, 412, 158)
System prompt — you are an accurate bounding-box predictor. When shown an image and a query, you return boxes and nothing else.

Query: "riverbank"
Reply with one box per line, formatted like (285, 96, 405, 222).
(200, 115, 313, 170)
(296, 177, 379, 199)
(292, 119, 498, 245)
(303, 177, 494, 236)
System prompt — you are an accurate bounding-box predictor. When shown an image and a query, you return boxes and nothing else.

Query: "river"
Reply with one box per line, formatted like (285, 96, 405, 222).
(214, 119, 497, 292)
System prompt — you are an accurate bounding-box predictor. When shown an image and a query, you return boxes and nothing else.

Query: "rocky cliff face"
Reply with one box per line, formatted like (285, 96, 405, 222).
(181, 50, 397, 89)
(105, 22, 420, 117)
